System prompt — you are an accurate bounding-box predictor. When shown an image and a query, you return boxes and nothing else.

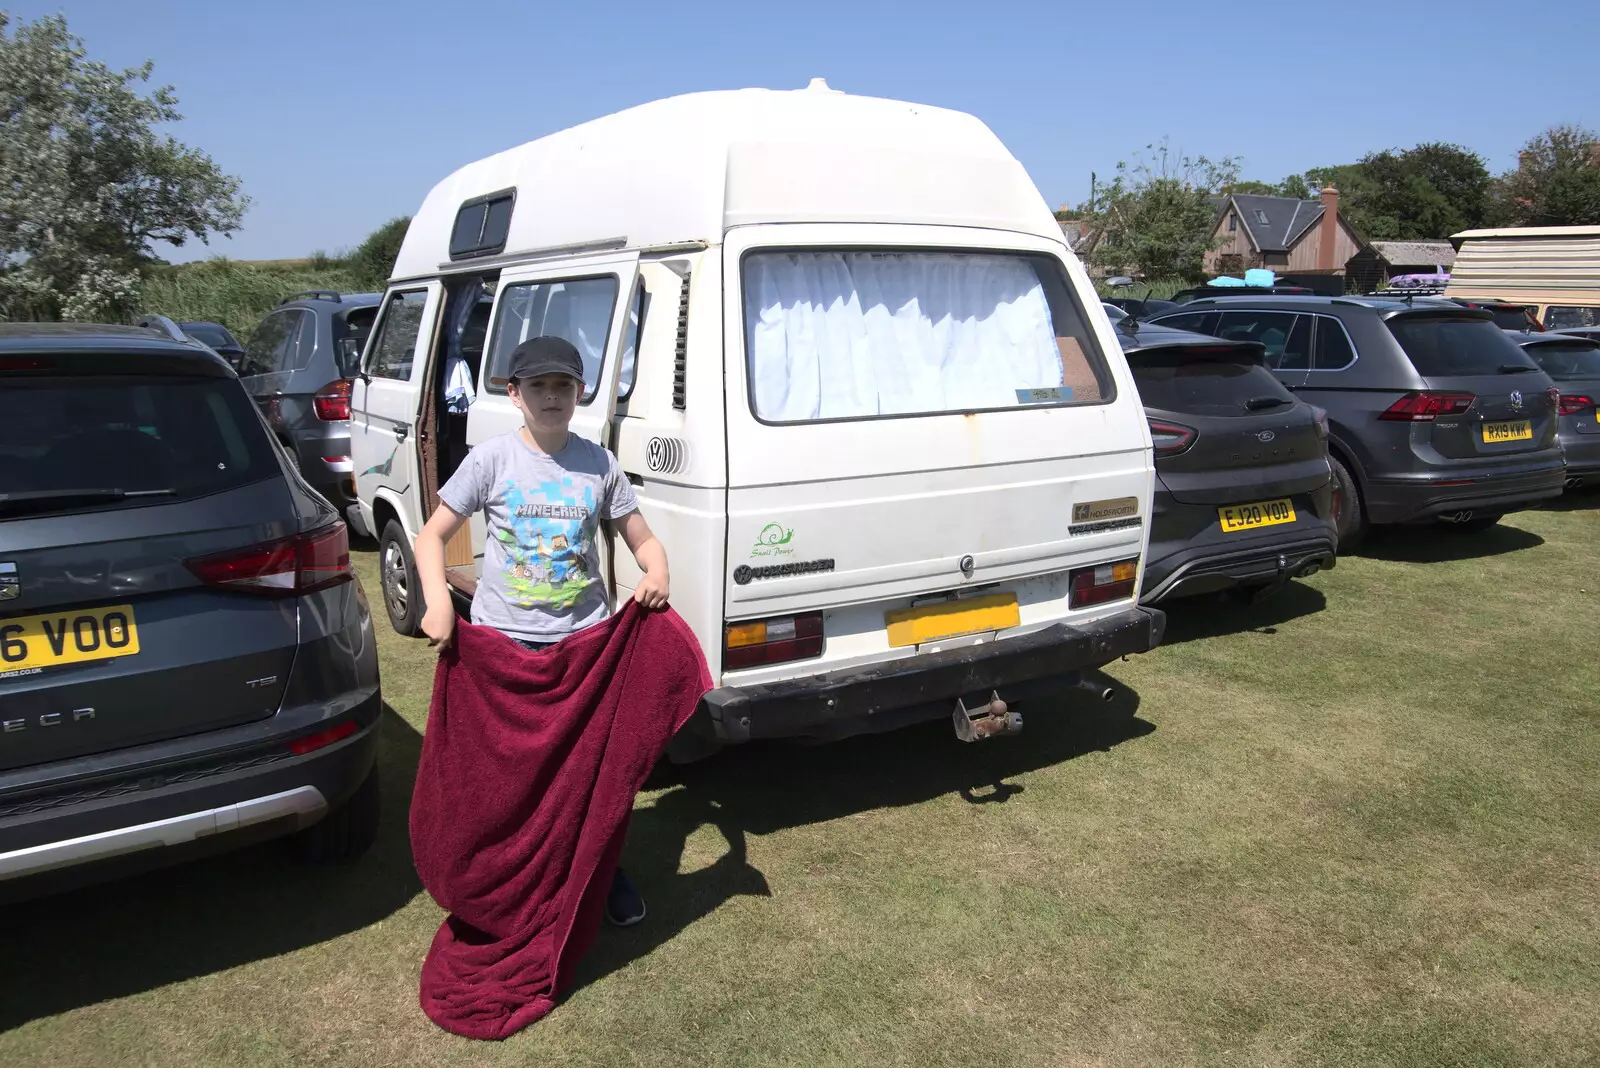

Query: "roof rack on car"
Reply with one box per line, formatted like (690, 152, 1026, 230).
(279, 290, 343, 305)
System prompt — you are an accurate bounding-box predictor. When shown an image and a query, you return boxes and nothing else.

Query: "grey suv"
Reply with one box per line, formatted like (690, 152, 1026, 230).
(1, 324, 381, 900)
(240, 291, 381, 529)
(1152, 297, 1566, 546)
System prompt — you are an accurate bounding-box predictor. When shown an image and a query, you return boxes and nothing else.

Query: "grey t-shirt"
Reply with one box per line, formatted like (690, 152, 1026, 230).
(438, 431, 638, 642)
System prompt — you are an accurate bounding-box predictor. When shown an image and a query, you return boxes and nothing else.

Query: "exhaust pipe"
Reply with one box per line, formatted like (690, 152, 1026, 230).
(1439, 510, 1475, 524)
(1566, 476, 1584, 490)
(1072, 678, 1116, 703)
(1299, 562, 1322, 578)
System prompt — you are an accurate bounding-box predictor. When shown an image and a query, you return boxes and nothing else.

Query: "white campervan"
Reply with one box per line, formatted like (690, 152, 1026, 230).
(351, 82, 1164, 750)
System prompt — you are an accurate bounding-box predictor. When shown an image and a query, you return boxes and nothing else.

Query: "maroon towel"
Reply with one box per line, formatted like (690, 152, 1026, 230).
(409, 601, 712, 1040)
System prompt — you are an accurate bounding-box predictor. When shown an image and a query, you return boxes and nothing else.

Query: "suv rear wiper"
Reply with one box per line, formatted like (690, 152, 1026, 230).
(1245, 396, 1291, 410)
(0, 487, 176, 514)
(1498, 364, 1538, 374)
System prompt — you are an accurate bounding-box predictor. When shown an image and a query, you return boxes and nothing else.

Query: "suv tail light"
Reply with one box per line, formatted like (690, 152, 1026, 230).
(313, 378, 353, 421)
(1379, 392, 1476, 421)
(186, 522, 352, 596)
(1069, 558, 1139, 608)
(1148, 418, 1197, 456)
(1558, 393, 1595, 417)
(288, 719, 359, 756)
(724, 612, 823, 670)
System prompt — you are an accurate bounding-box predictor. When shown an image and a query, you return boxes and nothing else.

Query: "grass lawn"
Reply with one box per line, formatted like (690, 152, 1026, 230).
(2, 504, 1597, 1066)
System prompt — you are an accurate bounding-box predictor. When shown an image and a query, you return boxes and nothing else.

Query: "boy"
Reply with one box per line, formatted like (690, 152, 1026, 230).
(414, 334, 670, 927)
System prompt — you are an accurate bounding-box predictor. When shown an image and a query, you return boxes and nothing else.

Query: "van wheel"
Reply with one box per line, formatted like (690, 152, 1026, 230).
(290, 767, 379, 863)
(1328, 456, 1366, 552)
(379, 519, 423, 636)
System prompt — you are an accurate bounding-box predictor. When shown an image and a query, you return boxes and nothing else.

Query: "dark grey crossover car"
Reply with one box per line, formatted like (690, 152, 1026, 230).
(239, 291, 381, 529)
(1508, 331, 1600, 489)
(0, 324, 381, 901)
(1115, 320, 1337, 602)
(1153, 297, 1566, 545)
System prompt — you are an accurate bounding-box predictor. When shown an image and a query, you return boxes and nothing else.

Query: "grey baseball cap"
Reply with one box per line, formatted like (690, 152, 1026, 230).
(507, 336, 584, 384)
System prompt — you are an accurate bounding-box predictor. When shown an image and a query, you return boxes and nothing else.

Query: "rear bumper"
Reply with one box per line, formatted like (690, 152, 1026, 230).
(1142, 534, 1336, 603)
(291, 423, 357, 507)
(0, 691, 380, 899)
(1365, 458, 1567, 523)
(1558, 432, 1600, 479)
(701, 605, 1165, 744)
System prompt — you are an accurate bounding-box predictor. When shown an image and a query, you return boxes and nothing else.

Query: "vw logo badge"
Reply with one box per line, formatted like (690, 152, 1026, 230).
(1256, 430, 1276, 443)
(1509, 390, 1524, 411)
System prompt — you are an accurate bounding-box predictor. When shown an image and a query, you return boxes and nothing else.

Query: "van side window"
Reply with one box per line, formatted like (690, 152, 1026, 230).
(367, 291, 429, 381)
(1216, 311, 1311, 371)
(1312, 316, 1355, 370)
(485, 275, 619, 403)
(450, 189, 515, 260)
(618, 283, 649, 401)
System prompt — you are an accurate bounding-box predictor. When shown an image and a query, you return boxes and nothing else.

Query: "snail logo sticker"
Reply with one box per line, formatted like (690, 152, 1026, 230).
(751, 523, 795, 558)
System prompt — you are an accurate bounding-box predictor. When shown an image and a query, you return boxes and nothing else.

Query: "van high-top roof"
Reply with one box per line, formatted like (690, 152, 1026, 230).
(390, 83, 1063, 282)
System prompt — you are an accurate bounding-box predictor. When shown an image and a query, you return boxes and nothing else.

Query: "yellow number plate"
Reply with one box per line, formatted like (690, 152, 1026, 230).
(885, 593, 1020, 649)
(1219, 499, 1297, 533)
(0, 604, 140, 673)
(1482, 420, 1533, 443)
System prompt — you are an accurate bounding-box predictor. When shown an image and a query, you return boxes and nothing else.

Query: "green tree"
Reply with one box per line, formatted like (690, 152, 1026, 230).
(1223, 176, 1312, 198)
(0, 13, 246, 322)
(1304, 143, 1490, 240)
(346, 216, 412, 289)
(1083, 140, 1241, 280)
(1493, 125, 1600, 226)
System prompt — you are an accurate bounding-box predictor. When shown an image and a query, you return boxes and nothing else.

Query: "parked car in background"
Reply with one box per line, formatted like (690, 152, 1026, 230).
(178, 320, 246, 369)
(1105, 296, 1180, 320)
(0, 324, 382, 901)
(1447, 297, 1542, 332)
(1508, 331, 1600, 490)
(1114, 319, 1336, 602)
(239, 291, 381, 531)
(1151, 297, 1565, 546)
(1552, 325, 1600, 344)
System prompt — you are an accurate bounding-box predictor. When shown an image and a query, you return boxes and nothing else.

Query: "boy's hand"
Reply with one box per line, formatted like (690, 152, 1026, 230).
(634, 571, 670, 609)
(421, 604, 457, 648)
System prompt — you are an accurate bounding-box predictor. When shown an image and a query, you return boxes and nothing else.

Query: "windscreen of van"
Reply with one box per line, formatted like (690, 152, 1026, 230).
(1386, 316, 1538, 378)
(742, 250, 1111, 422)
(1545, 305, 1600, 330)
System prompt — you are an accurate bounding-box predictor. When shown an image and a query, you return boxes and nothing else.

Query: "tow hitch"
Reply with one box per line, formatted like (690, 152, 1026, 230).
(952, 690, 1022, 742)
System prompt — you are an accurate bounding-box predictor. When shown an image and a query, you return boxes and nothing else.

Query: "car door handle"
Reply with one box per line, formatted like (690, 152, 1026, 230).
(624, 471, 643, 486)
(393, 425, 408, 442)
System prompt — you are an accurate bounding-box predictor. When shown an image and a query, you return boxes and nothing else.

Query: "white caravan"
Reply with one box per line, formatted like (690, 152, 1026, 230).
(350, 82, 1163, 750)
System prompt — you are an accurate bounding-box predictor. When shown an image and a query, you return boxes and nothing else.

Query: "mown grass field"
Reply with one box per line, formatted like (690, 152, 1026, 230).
(2, 504, 1597, 1067)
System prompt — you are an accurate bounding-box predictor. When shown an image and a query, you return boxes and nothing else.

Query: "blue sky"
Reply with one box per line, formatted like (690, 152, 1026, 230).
(18, 0, 1597, 262)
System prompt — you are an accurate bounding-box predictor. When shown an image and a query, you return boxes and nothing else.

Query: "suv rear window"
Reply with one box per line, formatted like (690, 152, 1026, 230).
(1524, 341, 1600, 378)
(0, 376, 279, 515)
(1386, 316, 1538, 378)
(1127, 345, 1296, 416)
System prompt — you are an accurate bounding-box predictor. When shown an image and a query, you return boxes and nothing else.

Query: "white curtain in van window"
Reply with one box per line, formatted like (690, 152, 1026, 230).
(744, 251, 1064, 421)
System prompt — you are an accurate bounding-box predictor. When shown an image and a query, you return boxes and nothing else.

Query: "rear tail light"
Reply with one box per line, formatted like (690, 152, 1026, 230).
(312, 378, 353, 421)
(1148, 419, 1197, 456)
(1558, 393, 1594, 417)
(1069, 558, 1140, 608)
(0, 356, 54, 371)
(723, 612, 823, 670)
(1379, 392, 1476, 421)
(287, 719, 358, 756)
(1311, 405, 1329, 441)
(186, 522, 352, 596)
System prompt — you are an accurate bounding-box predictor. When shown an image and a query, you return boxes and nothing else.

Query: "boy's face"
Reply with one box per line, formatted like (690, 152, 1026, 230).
(509, 373, 581, 433)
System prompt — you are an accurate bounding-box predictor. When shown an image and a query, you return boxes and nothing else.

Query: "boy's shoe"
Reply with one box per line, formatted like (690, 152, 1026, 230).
(606, 868, 647, 927)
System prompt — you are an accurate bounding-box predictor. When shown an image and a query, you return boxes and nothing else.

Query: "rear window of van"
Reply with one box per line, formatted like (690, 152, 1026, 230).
(741, 250, 1113, 423)
(1386, 316, 1538, 378)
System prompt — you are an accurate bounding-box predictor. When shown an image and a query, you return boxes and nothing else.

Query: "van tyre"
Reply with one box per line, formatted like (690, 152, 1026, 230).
(379, 519, 423, 636)
(1328, 455, 1366, 552)
(290, 767, 379, 863)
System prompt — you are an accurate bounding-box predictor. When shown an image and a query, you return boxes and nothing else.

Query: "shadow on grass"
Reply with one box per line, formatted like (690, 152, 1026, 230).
(0, 704, 424, 1031)
(570, 675, 1152, 994)
(1352, 522, 1544, 563)
(1540, 488, 1600, 512)
(1158, 581, 1328, 647)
